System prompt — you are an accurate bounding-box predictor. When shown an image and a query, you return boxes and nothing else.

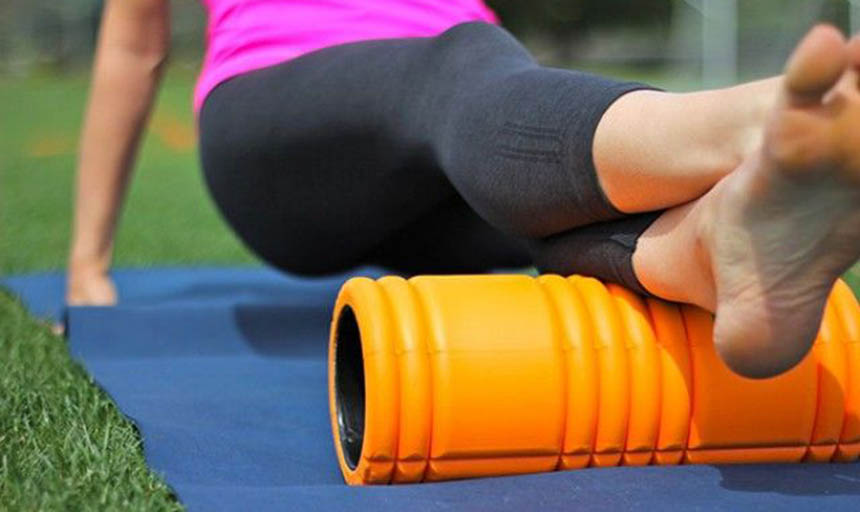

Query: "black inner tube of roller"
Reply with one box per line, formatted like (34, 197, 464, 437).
(335, 306, 365, 470)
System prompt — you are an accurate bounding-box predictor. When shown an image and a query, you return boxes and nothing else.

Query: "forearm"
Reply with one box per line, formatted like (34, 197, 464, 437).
(69, 0, 169, 273)
(70, 52, 165, 270)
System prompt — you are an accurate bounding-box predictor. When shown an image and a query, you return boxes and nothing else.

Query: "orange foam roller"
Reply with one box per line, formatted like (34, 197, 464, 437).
(327, 274, 860, 485)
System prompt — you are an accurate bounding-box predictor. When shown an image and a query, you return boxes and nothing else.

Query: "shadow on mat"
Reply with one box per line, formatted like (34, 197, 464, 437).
(234, 304, 331, 358)
(718, 464, 860, 496)
(153, 282, 339, 307)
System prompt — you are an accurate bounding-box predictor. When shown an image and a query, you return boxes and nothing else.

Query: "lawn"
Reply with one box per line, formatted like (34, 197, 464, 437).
(1, 67, 858, 510)
(0, 69, 252, 510)
(0, 71, 255, 275)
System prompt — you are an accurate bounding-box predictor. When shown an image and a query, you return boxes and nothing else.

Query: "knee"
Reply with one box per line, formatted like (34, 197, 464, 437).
(429, 22, 531, 72)
(436, 21, 512, 46)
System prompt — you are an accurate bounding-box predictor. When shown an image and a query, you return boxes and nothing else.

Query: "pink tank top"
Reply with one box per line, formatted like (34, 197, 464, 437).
(194, 0, 498, 112)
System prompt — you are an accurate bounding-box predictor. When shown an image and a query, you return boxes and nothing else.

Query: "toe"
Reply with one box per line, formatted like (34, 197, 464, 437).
(784, 24, 848, 106)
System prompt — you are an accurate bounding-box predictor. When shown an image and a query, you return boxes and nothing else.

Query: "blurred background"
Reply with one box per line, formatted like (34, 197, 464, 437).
(3, 1, 857, 84)
(0, 0, 858, 287)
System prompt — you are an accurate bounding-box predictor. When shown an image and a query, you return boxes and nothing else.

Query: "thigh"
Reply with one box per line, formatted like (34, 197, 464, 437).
(198, 23, 653, 278)
(365, 195, 532, 274)
(198, 39, 458, 275)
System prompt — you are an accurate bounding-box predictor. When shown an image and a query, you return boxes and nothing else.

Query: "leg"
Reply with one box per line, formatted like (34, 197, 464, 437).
(432, 23, 780, 235)
(200, 22, 656, 275)
(530, 213, 662, 295)
(199, 23, 563, 275)
(633, 26, 860, 377)
(531, 78, 783, 289)
(366, 195, 531, 274)
(593, 77, 778, 213)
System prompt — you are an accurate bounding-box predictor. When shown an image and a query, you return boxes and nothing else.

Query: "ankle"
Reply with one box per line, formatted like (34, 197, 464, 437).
(693, 78, 777, 176)
(632, 200, 717, 310)
(690, 190, 720, 307)
(720, 82, 773, 167)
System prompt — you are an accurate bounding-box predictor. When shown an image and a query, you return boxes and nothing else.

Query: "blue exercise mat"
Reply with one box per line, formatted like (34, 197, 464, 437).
(4, 267, 860, 511)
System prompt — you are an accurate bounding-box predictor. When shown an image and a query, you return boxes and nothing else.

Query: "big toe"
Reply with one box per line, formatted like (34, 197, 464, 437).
(784, 24, 848, 105)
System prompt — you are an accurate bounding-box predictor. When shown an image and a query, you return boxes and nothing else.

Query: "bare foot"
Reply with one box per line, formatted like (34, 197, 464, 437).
(701, 25, 860, 377)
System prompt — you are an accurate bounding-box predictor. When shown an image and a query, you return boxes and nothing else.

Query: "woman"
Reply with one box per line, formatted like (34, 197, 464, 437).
(67, 0, 860, 378)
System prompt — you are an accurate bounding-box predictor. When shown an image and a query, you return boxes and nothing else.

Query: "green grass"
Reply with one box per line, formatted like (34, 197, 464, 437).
(0, 292, 182, 511)
(0, 69, 252, 510)
(0, 67, 859, 510)
(0, 69, 255, 274)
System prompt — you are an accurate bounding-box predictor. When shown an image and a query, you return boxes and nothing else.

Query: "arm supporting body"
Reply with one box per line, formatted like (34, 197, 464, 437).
(68, 0, 170, 304)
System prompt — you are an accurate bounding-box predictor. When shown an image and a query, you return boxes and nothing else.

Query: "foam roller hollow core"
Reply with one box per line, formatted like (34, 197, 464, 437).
(327, 275, 860, 485)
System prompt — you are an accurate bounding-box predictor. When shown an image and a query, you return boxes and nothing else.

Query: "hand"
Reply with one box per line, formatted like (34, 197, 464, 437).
(66, 264, 117, 307)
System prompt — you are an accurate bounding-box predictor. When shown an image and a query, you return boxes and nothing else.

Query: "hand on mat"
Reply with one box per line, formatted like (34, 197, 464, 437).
(66, 267, 117, 307)
(59, 269, 117, 335)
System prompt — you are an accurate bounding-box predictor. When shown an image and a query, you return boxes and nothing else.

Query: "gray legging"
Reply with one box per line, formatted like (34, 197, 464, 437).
(199, 21, 660, 293)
